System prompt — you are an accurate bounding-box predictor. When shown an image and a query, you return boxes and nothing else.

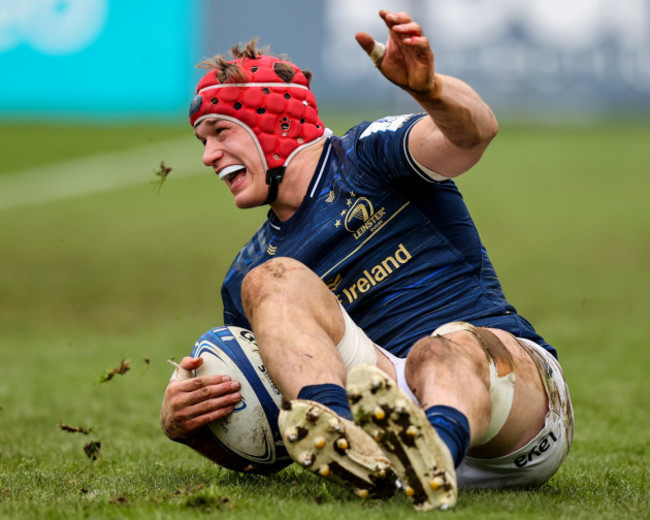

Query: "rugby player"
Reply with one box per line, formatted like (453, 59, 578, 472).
(161, 10, 573, 511)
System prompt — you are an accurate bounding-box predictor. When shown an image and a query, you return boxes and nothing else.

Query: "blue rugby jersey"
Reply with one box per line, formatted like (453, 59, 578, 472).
(221, 114, 556, 358)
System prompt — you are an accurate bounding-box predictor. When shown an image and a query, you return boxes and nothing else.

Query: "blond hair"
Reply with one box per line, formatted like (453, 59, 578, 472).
(198, 38, 313, 85)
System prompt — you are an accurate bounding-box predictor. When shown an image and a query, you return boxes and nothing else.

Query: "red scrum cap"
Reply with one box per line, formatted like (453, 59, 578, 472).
(189, 54, 327, 203)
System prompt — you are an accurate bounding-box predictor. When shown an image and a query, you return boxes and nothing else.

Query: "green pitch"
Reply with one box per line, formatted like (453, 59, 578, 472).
(0, 116, 648, 519)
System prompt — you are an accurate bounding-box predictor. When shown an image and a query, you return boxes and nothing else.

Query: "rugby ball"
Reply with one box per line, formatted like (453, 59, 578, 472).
(191, 326, 291, 473)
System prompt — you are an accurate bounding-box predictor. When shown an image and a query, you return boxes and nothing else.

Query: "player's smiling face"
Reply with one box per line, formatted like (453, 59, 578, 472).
(195, 119, 267, 208)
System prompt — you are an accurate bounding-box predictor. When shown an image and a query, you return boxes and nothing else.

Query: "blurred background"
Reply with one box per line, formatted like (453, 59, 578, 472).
(1, 0, 649, 122)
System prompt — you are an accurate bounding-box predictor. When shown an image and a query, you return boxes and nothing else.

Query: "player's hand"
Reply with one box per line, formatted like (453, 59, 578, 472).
(356, 10, 438, 99)
(160, 356, 241, 441)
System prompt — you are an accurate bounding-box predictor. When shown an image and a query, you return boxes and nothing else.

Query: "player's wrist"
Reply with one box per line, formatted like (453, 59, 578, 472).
(408, 73, 443, 103)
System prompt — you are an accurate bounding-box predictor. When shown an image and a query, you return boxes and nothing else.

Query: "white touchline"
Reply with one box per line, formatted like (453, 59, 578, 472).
(0, 137, 205, 212)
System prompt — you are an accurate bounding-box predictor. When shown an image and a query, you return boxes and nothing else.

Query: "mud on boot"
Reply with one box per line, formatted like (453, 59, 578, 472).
(346, 365, 458, 511)
(278, 399, 397, 499)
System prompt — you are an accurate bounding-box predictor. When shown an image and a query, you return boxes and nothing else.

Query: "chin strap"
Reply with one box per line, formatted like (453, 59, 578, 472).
(264, 167, 286, 205)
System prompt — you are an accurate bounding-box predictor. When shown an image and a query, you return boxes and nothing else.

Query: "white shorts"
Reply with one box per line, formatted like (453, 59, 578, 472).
(339, 312, 574, 489)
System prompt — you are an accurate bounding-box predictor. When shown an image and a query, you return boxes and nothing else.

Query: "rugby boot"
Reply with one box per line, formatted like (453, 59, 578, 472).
(278, 399, 397, 499)
(346, 364, 457, 511)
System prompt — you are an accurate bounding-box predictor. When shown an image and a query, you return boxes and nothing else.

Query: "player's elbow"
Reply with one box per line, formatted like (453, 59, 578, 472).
(467, 111, 498, 150)
(447, 110, 498, 151)
(483, 113, 499, 145)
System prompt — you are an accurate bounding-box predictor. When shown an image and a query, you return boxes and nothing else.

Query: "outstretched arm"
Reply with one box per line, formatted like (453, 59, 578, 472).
(357, 10, 498, 178)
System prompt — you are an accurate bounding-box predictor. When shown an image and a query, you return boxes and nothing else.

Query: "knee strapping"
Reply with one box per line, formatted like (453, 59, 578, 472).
(433, 321, 516, 446)
(335, 304, 377, 370)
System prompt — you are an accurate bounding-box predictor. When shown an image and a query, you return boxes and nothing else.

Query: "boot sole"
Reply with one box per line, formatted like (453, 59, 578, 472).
(347, 365, 457, 511)
(278, 399, 397, 499)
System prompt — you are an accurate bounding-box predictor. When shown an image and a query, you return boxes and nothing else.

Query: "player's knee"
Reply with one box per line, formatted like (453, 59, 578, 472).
(241, 257, 311, 313)
(404, 331, 492, 404)
(405, 335, 454, 380)
(248, 256, 306, 281)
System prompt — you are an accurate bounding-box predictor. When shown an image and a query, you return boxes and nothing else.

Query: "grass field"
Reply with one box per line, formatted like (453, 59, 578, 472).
(0, 116, 648, 519)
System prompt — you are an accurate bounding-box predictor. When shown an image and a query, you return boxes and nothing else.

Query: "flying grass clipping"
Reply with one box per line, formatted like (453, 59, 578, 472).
(98, 358, 131, 384)
(152, 161, 173, 192)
